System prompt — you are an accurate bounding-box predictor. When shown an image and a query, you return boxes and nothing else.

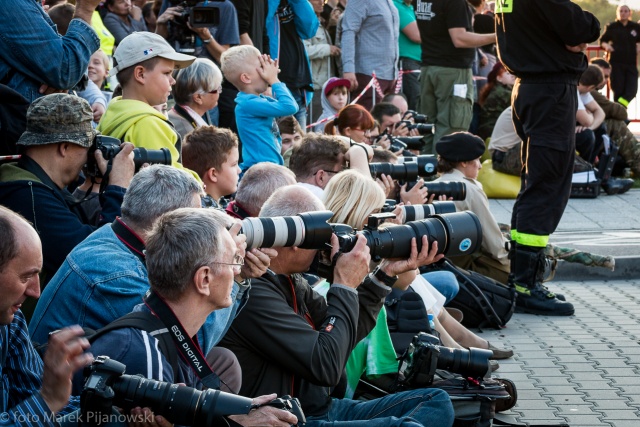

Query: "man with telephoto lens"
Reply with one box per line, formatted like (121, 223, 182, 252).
(0, 94, 135, 320)
(68, 208, 298, 427)
(220, 185, 455, 427)
(495, 0, 600, 315)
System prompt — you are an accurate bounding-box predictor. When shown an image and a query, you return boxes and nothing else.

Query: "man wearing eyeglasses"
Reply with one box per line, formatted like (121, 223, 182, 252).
(65, 207, 298, 427)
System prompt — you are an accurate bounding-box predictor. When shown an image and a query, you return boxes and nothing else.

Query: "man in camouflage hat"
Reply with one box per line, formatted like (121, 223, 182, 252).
(0, 93, 134, 321)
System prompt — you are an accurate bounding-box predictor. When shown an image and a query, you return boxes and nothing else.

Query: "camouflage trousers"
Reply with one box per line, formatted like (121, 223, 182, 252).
(491, 143, 522, 176)
(606, 118, 640, 177)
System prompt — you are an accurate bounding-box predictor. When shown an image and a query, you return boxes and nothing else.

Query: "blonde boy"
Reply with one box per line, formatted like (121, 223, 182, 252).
(220, 45, 298, 173)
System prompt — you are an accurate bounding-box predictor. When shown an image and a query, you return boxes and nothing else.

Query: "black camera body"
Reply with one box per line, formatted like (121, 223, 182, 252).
(82, 356, 256, 426)
(87, 135, 171, 178)
(399, 120, 434, 135)
(397, 333, 493, 388)
(403, 110, 428, 124)
(167, 0, 221, 53)
(263, 395, 306, 426)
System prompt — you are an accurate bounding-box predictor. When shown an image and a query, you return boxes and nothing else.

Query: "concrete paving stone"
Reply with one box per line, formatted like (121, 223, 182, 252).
(550, 395, 590, 405)
(593, 358, 636, 368)
(558, 362, 600, 372)
(517, 418, 572, 426)
(610, 376, 640, 385)
(512, 351, 555, 359)
(600, 368, 640, 376)
(492, 364, 527, 374)
(617, 347, 640, 355)
(588, 351, 631, 359)
(529, 376, 574, 386)
(527, 368, 568, 378)
(576, 381, 621, 390)
(494, 373, 534, 383)
(577, 344, 616, 351)
(586, 399, 635, 410)
(585, 389, 629, 399)
(540, 386, 582, 395)
(512, 389, 549, 400)
(555, 414, 604, 425)
(597, 410, 640, 419)
(622, 395, 640, 404)
(513, 400, 559, 410)
(549, 347, 588, 355)
(551, 404, 603, 415)
(598, 421, 640, 427)
(569, 371, 614, 380)
(616, 386, 640, 394)
(553, 355, 594, 364)
(523, 359, 563, 368)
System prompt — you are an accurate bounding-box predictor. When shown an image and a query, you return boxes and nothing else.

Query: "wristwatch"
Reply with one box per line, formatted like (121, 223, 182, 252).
(203, 37, 213, 44)
(372, 266, 398, 288)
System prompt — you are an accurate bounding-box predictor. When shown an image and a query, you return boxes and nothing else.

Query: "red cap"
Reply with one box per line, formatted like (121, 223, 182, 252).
(324, 77, 351, 97)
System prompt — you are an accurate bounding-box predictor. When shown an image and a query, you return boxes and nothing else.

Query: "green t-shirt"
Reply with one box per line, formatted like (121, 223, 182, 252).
(394, 0, 422, 62)
(314, 280, 399, 399)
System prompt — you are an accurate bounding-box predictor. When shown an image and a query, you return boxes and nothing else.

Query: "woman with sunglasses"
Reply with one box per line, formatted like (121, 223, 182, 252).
(168, 58, 223, 138)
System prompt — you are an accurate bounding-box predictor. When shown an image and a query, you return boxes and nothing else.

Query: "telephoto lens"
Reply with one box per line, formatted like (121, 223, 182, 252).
(335, 211, 483, 259)
(424, 181, 466, 201)
(81, 356, 254, 426)
(436, 346, 494, 379)
(402, 201, 457, 222)
(241, 211, 334, 250)
(394, 136, 425, 150)
(398, 155, 438, 178)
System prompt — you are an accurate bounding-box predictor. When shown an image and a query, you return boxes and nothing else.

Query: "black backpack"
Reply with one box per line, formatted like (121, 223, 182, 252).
(428, 259, 517, 329)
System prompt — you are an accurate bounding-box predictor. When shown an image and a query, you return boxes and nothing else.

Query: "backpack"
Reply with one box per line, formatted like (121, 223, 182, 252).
(433, 259, 516, 329)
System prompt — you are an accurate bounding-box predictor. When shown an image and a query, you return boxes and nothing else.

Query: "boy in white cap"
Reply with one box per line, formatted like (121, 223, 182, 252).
(97, 32, 198, 178)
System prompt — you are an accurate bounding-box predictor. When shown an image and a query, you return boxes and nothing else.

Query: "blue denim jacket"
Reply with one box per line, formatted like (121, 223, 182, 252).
(29, 224, 248, 354)
(0, 0, 100, 102)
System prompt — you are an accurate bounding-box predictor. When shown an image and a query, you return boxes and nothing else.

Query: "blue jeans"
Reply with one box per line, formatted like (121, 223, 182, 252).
(287, 85, 308, 130)
(306, 388, 454, 427)
(422, 271, 459, 305)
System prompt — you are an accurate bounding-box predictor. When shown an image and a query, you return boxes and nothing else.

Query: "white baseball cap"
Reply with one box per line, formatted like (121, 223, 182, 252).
(109, 32, 196, 77)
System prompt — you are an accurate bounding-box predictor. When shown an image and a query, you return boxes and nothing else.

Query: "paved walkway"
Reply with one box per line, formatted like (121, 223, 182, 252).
(477, 192, 640, 426)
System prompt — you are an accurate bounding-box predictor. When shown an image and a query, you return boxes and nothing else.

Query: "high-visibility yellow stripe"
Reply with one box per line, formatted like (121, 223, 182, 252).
(617, 97, 630, 107)
(511, 229, 519, 240)
(515, 232, 548, 247)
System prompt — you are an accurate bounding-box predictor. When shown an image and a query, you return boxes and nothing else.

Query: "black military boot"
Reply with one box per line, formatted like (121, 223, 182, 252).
(511, 246, 574, 316)
(601, 178, 634, 196)
(508, 240, 565, 301)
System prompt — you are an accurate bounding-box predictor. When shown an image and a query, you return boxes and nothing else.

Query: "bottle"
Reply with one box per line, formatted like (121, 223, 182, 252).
(427, 313, 435, 331)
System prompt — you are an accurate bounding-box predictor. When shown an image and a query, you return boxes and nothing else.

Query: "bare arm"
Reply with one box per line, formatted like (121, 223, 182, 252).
(448, 27, 495, 49)
(402, 21, 421, 44)
(585, 100, 605, 130)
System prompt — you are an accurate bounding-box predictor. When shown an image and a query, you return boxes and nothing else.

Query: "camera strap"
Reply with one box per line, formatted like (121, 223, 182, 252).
(111, 218, 146, 265)
(143, 290, 222, 390)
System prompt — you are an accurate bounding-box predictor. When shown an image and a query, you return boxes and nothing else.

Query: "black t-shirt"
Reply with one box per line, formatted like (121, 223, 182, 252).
(473, 13, 495, 55)
(414, 0, 474, 68)
(277, 0, 313, 89)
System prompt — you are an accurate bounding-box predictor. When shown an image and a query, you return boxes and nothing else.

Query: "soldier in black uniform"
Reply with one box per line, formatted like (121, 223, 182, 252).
(600, 5, 640, 107)
(495, 0, 600, 316)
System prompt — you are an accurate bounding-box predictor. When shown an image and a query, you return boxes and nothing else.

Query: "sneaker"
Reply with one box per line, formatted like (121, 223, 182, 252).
(514, 284, 575, 316)
(601, 178, 634, 195)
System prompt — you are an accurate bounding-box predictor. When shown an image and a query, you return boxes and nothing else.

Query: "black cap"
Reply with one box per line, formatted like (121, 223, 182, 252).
(435, 132, 485, 162)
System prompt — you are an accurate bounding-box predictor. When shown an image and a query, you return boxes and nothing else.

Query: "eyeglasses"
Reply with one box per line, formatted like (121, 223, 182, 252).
(202, 86, 222, 95)
(212, 254, 244, 273)
(313, 169, 342, 176)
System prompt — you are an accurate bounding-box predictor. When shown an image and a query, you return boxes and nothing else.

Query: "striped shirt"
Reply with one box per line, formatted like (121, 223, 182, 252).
(0, 311, 57, 426)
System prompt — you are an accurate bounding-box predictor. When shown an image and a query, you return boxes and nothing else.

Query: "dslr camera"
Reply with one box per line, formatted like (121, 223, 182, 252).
(82, 356, 306, 426)
(403, 110, 428, 124)
(397, 332, 493, 388)
(398, 120, 434, 136)
(86, 135, 171, 178)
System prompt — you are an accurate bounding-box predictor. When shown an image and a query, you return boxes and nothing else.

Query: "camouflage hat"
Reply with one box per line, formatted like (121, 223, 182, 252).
(17, 94, 97, 148)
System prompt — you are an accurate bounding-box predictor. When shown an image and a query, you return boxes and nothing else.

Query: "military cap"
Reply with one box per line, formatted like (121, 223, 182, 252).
(17, 94, 97, 148)
(435, 132, 486, 162)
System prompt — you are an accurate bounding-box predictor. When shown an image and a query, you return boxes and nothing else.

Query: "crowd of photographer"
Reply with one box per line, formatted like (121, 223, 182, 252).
(0, 0, 628, 425)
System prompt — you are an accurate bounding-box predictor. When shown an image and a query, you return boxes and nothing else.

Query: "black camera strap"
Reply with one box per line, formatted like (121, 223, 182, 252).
(143, 290, 222, 390)
(111, 218, 146, 265)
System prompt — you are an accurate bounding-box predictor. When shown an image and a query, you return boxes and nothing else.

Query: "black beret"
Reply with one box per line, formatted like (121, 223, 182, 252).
(435, 132, 485, 162)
